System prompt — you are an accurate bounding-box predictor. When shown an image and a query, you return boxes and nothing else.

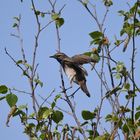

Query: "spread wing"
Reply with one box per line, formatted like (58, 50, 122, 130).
(62, 57, 87, 77)
(71, 54, 97, 65)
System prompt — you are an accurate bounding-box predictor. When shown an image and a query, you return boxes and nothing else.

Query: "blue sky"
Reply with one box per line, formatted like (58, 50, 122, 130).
(0, 0, 140, 139)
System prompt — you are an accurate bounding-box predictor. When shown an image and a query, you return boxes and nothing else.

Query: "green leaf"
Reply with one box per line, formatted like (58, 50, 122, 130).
(84, 51, 92, 56)
(42, 109, 53, 119)
(94, 136, 106, 140)
(122, 123, 129, 133)
(56, 18, 64, 28)
(0, 85, 8, 94)
(103, 0, 113, 6)
(38, 107, 49, 120)
(41, 13, 45, 18)
(40, 134, 45, 140)
(105, 114, 112, 122)
(24, 63, 32, 71)
(80, 121, 88, 126)
(116, 62, 125, 73)
(16, 60, 23, 64)
(54, 94, 61, 102)
(0, 96, 6, 101)
(29, 113, 35, 118)
(52, 110, 63, 123)
(115, 73, 121, 79)
(124, 83, 130, 90)
(34, 78, 43, 87)
(114, 40, 122, 46)
(13, 23, 18, 28)
(91, 54, 100, 62)
(135, 112, 140, 120)
(82, 0, 89, 6)
(136, 106, 140, 111)
(18, 104, 28, 110)
(35, 10, 40, 16)
(118, 10, 125, 16)
(51, 101, 56, 109)
(6, 93, 18, 107)
(82, 110, 95, 120)
(89, 31, 103, 39)
(51, 13, 59, 20)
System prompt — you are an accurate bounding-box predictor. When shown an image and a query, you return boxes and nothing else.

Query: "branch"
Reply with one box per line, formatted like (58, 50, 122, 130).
(131, 0, 139, 124)
(4, 48, 30, 79)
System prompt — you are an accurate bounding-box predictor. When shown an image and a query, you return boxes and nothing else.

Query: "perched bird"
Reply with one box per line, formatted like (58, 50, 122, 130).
(50, 52, 90, 97)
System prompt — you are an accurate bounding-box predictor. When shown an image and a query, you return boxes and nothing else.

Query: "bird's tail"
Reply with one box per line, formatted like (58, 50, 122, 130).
(79, 81, 90, 97)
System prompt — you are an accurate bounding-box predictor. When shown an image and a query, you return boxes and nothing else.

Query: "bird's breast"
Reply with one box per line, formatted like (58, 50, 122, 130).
(64, 65, 76, 82)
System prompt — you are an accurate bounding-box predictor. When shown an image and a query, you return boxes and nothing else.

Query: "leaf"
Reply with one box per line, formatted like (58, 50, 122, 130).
(6, 93, 18, 107)
(135, 112, 140, 120)
(35, 10, 40, 16)
(122, 123, 129, 133)
(42, 109, 53, 119)
(136, 106, 140, 111)
(115, 73, 121, 79)
(16, 60, 23, 64)
(82, 110, 95, 120)
(89, 31, 103, 39)
(34, 78, 43, 87)
(0, 96, 6, 101)
(84, 51, 92, 56)
(56, 18, 64, 28)
(18, 104, 28, 110)
(52, 110, 63, 123)
(12, 23, 18, 28)
(82, 0, 89, 6)
(91, 54, 100, 62)
(124, 83, 130, 90)
(51, 102, 56, 109)
(105, 114, 112, 122)
(54, 94, 61, 102)
(51, 13, 59, 20)
(6, 105, 17, 127)
(116, 62, 125, 73)
(80, 121, 88, 126)
(41, 13, 45, 18)
(0, 85, 8, 94)
(38, 107, 48, 120)
(94, 136, 106, 140)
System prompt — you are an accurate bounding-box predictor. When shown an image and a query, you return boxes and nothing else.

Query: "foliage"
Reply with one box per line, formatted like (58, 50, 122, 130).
(1, 0, 140, 140)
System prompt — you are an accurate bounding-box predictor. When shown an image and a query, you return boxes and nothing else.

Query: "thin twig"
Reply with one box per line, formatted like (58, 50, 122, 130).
(131, 0, 138, 124)
(40, 89, 55, 107)
(4, 48, 30, 78)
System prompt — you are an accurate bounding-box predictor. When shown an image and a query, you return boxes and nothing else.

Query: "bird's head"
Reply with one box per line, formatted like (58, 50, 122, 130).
(50, 52, 68, 61)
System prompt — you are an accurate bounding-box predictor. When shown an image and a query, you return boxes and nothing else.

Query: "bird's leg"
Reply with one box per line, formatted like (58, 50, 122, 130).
(68, 87, 80, 98)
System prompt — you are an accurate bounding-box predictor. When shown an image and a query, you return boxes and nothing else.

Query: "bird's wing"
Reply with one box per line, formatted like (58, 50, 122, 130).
(63, 57, 87, 76)
(71, 54, 97, 65)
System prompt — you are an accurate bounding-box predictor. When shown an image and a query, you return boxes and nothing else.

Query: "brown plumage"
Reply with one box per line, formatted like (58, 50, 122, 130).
(72, 54, 97, 65)
(50, 52, 90, 97)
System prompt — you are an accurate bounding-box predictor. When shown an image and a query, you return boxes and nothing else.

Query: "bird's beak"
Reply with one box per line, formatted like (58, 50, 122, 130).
(50, 55, 55, 58)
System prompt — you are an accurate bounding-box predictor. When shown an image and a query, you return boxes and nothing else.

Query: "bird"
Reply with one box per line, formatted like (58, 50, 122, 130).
(50, 52, 91, 97)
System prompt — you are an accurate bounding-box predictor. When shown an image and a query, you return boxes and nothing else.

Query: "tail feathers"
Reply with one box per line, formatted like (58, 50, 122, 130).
(79, 81, 90, 97)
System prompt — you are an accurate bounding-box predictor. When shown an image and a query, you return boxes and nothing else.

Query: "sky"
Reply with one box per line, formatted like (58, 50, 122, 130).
(0, 0, 140, 140)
